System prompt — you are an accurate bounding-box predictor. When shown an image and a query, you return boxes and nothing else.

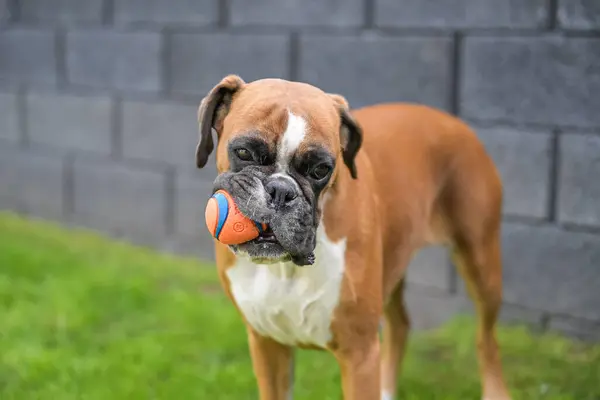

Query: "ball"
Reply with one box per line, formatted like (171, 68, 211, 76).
(205, 189, 268, 245)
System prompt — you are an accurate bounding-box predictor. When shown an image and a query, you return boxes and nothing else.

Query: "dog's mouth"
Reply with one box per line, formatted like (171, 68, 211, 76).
(255, 225, 278, 243)
(231, 224, 289, 261)
(245, 225, 285, 253)
(232, 224, 315, 266)
(232, 227, 315, 266)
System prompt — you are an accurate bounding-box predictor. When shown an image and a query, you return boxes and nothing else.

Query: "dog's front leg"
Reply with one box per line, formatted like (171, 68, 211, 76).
(334, 335, 381, 400)
(247, 327, 294, 400)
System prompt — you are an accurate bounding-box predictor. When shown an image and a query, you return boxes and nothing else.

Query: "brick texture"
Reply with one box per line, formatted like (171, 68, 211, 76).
(557, 133, 600, 227)
(558, 0, 600, 30)
(20, 0, 104, 24)
(67, 30, 161, 92)
(405, 287, 470, 331)
(175, 170, 217, 253)
(0, 92, 19, 143)
(73, 159, 168, 238)
(174, 147, 219, 259)
(27, 93, 112, 155)
(501, 223, 600, 320)
(0, 146, 64, 219)
(375, 0, 548, 29)
(406, 246, 452, 291)
(231, 0, 364, 27)
(0, 0, 10, 23)
(549, 315, 600, 341)
(299, 35, 452, 109)
(0, 144, 18, 210)
(168, 33, 289, 96)
(1, 0, 600, 341)
(121, 100, 198, 166)
(498, 304, 545, 330)
(0, 29, 57, 86)
(476, 127, 552, 219)
(461, 37, 600, 128)
(115, 0, 218, 25)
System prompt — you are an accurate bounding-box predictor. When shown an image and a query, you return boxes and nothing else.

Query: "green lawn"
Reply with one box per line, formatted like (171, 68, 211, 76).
(1, 211, 599, 400)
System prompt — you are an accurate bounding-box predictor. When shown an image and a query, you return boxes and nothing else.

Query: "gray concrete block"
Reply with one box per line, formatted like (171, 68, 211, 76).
(115, 0, 218, 25)
(0, 29, 57, 86)
(476, 127, 552, 219)
(169, 235, 216, 262)
(230, 0, 363, 27)
(20, 0, 104, 24)
(375, 0, 548, 29)
(0, 92, 19, 143)
(406, 246, 452, 291)
(548, 315, 600, 342)
(121, 100, 198, 166)
(67, 30, 161, 92)
(0, 145, 64, 219)
(0, 143, 21, 211)
(498, 303, 545, 330)
(501, 222, 600, 320)
(404, 286, 470, 331)
(557, 133, 600, 227)
(175, 171, 216, 260)
(461, 37, 600, 128)
(558, 0, 600, 30)
(299, 35, 452, 110)
(72, 159, 168, 239)
(27, 92, 112, 155)
(0, 0, 10, 23)
(168, 33, 289, 96)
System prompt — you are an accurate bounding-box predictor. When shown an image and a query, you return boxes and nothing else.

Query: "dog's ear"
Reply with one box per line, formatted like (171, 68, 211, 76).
(329, 94, 362, 179)
(196, 75, 245, 168)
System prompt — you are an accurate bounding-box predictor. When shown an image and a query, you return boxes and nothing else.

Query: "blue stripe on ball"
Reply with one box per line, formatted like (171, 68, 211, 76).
(254, 221, 263, 233)
(213, 192, 229, 239)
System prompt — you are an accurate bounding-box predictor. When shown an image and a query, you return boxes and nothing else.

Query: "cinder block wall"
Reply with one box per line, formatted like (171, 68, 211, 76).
(1, 0, 599, 340)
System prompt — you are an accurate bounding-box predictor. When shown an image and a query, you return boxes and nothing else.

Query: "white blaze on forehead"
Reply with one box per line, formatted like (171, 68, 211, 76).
(277, 110, 307, 171)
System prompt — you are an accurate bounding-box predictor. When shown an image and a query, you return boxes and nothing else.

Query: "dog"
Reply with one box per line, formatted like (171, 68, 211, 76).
(195, 74, 511, 400)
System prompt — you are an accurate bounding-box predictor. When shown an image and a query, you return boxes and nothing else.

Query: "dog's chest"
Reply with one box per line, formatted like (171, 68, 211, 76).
(226, 233, 346, 347)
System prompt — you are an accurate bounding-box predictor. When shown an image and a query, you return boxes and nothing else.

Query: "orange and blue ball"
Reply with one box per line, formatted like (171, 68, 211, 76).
(205, 189, 268, 245)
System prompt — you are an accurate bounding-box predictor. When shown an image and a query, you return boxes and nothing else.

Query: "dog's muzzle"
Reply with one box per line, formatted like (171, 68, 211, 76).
(212, 167, 317, 266)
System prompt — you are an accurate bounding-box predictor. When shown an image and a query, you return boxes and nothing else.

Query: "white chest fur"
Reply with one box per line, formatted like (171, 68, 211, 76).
(226, 225, 346, 347)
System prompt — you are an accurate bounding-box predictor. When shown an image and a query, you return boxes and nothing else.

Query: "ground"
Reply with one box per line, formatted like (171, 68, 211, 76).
(0, 211, 599, 400)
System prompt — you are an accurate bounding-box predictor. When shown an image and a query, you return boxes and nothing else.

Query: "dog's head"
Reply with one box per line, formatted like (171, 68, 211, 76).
(196, 75, 362, 265)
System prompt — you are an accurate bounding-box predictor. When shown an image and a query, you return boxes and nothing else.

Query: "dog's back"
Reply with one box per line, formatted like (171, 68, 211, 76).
(352, 103, 502, 299)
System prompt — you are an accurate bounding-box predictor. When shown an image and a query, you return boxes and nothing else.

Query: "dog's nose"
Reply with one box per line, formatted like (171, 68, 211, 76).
(265, 177, 297, 209)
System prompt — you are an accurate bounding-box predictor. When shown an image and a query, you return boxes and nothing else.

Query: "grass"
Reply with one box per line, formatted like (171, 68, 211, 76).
(0, 211, 599, 400)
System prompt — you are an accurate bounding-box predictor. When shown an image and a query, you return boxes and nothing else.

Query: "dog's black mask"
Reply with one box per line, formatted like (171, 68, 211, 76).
(211, 136, 335, 266)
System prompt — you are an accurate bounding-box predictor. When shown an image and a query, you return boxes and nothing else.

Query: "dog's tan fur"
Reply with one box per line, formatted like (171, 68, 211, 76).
(197, 75, 511, 400)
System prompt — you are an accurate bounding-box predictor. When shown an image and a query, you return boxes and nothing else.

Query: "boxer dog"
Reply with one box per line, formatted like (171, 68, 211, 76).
(195, 75, 511, 400)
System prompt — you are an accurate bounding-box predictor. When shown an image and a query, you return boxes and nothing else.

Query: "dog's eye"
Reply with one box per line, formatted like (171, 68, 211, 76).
(234, 148, 253, 161)
(310, 164, 331, 180)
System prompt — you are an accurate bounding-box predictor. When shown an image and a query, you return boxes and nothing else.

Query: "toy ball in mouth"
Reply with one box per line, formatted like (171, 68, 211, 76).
(205, 189, 269, 245)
